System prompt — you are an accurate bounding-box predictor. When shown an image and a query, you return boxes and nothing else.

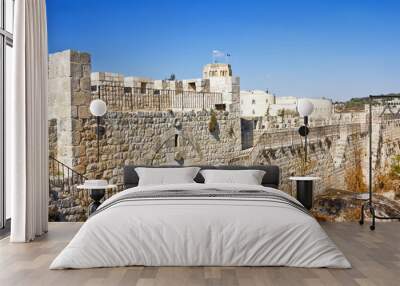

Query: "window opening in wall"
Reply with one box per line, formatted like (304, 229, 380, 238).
(188, 82, 196, 92)
(174, 134, 179, 147)
(140, 82, 147, 94)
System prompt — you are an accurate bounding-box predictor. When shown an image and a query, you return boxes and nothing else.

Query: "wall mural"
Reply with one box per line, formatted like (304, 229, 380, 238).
(48, 50, 400, 222)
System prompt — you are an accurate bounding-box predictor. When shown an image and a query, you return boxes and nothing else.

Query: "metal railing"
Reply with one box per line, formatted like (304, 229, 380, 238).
(49, 156, 88, 196)
(49, 156, 126, 221)
(91, 86, 224, 111)
(49, 156, 125, 199)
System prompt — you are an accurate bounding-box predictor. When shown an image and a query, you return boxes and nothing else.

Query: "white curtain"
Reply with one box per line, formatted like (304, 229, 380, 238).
(8, 0, 49, 242)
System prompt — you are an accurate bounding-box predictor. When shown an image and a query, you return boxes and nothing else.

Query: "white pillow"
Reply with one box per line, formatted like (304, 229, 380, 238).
(200, 169, 266, 185)
(135, 167, 201, 186)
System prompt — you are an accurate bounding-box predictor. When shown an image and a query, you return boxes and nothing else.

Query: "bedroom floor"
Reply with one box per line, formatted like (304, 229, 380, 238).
(0, 222, 399, 286)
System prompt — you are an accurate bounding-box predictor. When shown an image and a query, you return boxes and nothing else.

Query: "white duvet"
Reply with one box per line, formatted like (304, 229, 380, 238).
(50, 183, 351, 269)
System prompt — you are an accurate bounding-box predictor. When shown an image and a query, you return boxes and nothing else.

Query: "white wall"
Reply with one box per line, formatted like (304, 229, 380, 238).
(209, 76, 235, 105)
(240, 90, 275, 117)
(271, 96, 333, 119)
(275, 96, 297, 105)
(270, 103, 297, 116)
(304, 98, 333, 118)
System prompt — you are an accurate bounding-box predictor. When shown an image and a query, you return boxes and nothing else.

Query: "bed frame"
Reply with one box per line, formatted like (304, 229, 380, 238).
(123, 165, 280, 189)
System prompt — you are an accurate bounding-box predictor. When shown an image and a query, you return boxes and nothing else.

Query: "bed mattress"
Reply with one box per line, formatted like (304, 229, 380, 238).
(50, 183, 351, 269)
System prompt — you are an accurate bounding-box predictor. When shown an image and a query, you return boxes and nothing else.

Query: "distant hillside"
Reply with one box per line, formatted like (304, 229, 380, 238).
(336, 93, 400, 112)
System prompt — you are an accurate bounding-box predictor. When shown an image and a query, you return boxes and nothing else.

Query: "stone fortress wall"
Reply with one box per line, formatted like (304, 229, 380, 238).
(48, 50, 400, 221)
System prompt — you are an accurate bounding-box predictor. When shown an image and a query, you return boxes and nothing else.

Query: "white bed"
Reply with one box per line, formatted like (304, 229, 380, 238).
(50, 183, 351, 269)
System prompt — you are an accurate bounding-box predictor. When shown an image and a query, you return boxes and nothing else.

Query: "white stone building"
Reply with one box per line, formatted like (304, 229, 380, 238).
(240, 90, 275, 117)
(271, 97, 332, 118)
(202, 63, 240, 111)
(275, 96, 297, 105)
(269, 103, 298, 116)
(269, 96, 298, 116)
(239, 91, 333, 119)
(305, 98, 333, 118)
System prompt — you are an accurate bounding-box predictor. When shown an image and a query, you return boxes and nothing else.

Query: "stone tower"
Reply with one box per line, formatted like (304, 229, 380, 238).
(202, 63, 232, 79)
(48, 50, 91, 169)
(202, 63, 239, 114)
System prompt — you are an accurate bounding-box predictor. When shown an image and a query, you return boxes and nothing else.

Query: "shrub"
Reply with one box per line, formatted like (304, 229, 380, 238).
(373, 155, 400, 193)
(389, 155, 400, 179)
(344, 146, 367, 193)
(292, 148, 316, 176)
(208, 110, 218, 133)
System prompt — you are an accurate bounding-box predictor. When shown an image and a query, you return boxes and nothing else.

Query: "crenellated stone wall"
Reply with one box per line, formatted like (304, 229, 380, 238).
(48, 49, 400, 222)
(73, 110, 241, 183)
(232, 123, 370, 195)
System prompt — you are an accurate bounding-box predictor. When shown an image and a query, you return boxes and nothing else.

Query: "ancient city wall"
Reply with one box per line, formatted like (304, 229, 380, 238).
(48, 50, 400, 221)
(73, 110, 242, 184)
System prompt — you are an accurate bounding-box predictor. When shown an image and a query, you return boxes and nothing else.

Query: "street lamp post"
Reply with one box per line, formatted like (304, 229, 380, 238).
(89, 99, 107, 162)
(297, 99, 314, 163)
(291, 99, 317, 210)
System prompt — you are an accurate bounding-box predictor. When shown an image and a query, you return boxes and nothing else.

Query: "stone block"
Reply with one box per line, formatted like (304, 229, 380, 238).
(102, 169, 113, 178)
(71, 118, 83, 131)
(59, 119, 72, 132)
(72, 146, 82, 157)
(79, 145, 86, 156)
(78, 106, 91, 119)
(71, 63, 83, 79)
(71, 78, 80, 92)
(49, 50, 72, 77)
(86, 163, 98, 172)
(71, 106, 78, 118)
(70, 50, 80, 63)
(80, 52, 91, 64)
(80, 77, 91, 91)
(72, 92, 90, 106)
(82, 64, 91, 77)
(72, 131, 81, 145)
(112, 131, 121, 138)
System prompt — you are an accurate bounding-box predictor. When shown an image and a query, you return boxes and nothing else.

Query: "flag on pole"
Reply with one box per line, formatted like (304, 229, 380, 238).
(212, 50, 231, 63)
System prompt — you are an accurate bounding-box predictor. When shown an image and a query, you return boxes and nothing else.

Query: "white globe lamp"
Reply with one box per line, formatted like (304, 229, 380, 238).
(90, 99, 107, 117)
(89, 99, 107, 162)
(297, 99, 314, 117)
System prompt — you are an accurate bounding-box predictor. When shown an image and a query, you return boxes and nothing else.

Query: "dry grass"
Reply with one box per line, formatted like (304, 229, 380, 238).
(292, 148, 317, 176)
(374, 155, 400, 194)
(345, 145, 367, 193)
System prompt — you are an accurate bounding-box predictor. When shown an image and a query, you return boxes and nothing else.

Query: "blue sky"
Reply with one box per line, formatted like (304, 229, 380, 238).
(47, 0, 400, 101)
